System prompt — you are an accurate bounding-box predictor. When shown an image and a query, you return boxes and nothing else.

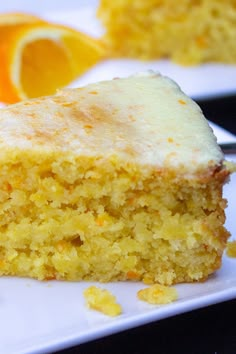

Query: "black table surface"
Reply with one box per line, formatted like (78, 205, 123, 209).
(57, 95, 236, 354)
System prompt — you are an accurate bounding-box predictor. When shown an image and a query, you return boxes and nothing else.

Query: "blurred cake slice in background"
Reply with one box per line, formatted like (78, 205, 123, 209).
(97, 0, 236, 65)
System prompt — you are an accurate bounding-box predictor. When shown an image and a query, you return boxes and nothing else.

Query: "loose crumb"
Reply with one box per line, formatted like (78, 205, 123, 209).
(226, 241, 236, 258)
(223, 161, 236, 173)
(137, 284, 178, 304)
(83, 286, 122, 317)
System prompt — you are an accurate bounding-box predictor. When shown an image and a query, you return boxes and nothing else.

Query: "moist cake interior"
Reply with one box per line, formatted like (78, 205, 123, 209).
(0, 149, 229, 284)
(0, 71, 231, 284)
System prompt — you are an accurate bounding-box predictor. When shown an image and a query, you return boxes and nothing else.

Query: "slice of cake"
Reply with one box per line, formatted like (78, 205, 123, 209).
(0, 71, 233, 284)
(97, 0, 236, 65)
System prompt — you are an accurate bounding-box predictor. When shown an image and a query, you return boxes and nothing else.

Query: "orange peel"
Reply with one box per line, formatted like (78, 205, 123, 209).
(0, 14, 105, 103)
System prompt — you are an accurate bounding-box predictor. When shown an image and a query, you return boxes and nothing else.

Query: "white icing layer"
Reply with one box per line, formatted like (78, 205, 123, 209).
(0, 71, 223, 172)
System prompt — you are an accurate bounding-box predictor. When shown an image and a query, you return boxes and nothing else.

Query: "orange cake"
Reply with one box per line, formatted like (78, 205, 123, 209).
(0, 71, 233, 284)
(97, 0, 236, 65)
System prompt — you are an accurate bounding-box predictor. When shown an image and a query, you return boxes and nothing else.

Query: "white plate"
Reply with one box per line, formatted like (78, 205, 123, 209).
(0, 123, 235, 354)
(40, 5, 236, 100)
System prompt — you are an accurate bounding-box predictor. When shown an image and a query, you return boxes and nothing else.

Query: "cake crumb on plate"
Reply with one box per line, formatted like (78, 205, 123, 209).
(137, 284, 178, 305)
(84, 286, 122, 317)
(226, 241, 236, 258)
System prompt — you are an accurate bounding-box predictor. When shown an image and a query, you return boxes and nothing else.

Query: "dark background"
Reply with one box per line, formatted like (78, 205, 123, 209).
(59, 299, 236, 354)
(57, 95, 236, 354)
(197, 95, 236, 135)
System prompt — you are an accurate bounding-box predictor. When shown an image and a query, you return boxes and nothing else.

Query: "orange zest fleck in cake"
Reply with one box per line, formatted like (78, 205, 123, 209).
(0, 70, 233, 284)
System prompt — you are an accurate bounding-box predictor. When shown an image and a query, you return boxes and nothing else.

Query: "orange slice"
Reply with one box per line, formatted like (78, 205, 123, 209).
(0, 17, 105, 103)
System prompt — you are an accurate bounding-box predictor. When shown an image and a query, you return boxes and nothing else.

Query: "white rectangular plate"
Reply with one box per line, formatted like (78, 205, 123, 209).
(0, 123, 235, 354)
(41, 5, 236, 100)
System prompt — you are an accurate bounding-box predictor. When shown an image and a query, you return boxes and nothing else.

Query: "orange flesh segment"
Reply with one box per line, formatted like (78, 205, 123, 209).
(21, 38, 74, 98)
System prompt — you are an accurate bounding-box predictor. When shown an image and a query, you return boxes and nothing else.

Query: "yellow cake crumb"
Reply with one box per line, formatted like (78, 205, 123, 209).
(137, 284, 178, 305)
(83, 286, 122, 317)
(224, 161, 236, 173)
(226, 241, 236, 258)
